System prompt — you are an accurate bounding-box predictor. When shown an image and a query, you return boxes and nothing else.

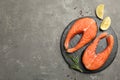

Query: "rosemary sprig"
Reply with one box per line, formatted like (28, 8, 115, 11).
(67, 55, 83, 72)
(71, 65, 83, 72)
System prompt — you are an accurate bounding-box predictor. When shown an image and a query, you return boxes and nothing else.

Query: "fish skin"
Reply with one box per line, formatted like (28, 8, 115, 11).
(82, 32, 114, 70)
(64, 18, 97, 53)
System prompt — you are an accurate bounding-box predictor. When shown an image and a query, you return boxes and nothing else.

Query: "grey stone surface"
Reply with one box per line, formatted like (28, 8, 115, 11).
(0, 0, 120, 80)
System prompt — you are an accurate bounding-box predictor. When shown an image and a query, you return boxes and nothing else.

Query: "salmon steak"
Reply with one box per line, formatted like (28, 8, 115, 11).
(64, 18, 97, 53)
(82, 32, 114, 70)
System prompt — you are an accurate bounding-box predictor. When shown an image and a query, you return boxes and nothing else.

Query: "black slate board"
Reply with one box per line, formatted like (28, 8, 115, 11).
(60, 16, 118, 73)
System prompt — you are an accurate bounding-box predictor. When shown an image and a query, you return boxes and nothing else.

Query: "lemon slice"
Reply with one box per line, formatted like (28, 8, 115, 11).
(96, 4, 104, 19)
(100, 16, 111, 30)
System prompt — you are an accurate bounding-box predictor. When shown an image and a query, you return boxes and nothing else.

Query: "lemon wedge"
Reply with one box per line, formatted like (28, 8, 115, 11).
(100, 16, 111, 30)
(96, 4, 104, 19)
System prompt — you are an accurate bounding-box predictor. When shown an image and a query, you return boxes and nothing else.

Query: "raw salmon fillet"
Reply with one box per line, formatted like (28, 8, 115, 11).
(64, 18, 97, 53)
(82, 32, 114, 70)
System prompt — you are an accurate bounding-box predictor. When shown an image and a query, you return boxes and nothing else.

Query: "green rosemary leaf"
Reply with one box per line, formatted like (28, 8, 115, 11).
(67, 55, 83, 72)
(70, 65, 83, 72)
(75, 56, 79, 63)
(68, 55, 79, 65)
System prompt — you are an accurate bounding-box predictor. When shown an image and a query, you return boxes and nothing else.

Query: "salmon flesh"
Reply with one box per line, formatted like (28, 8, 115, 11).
(64, 18, 97, 53)
(82, 32, 114, 70)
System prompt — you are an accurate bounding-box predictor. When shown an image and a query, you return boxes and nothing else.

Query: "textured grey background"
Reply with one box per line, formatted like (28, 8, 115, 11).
(0, 0, 120, 80)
